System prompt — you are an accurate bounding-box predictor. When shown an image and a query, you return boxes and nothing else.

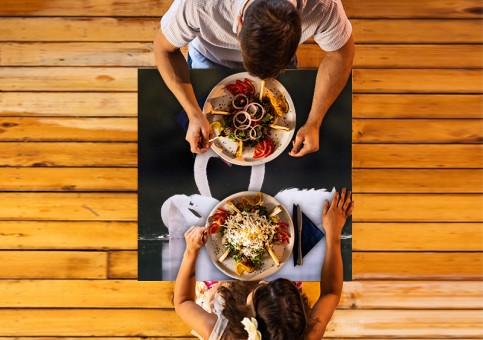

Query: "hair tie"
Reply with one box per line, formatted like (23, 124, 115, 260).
(241, 317, 262, 340)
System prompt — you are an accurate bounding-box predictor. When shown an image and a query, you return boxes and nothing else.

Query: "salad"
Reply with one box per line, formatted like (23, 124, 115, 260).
(210, 78, 290, 159)
(207, 192, 291, 276)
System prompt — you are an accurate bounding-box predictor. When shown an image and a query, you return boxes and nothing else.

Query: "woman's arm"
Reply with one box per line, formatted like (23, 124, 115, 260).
(174, 226, 217, 339)
(305, 188, 353, 339)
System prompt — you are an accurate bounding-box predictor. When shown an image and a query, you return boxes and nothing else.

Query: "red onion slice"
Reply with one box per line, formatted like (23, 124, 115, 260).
(232, 94, 248, 109)
(233, 111, 251, 129)
(244, 102, 265, 122)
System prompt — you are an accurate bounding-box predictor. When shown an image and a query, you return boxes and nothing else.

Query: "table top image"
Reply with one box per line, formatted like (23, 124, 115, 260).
(138, 68, 352, 281)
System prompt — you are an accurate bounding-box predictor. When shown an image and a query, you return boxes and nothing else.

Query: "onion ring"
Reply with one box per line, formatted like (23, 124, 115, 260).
(233, 128, 251, 141)
(233, 111, 252, 129)
(232, 94, 248, 109)
(245, 102, 265, 122)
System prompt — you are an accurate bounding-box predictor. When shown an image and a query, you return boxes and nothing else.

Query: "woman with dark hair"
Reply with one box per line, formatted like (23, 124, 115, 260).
(174, 188, 353, 339)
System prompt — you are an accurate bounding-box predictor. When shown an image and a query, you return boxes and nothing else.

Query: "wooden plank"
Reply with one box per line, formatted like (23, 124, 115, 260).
(0, 42, 155, 67)
(353, 223, 482, 251)
(345, 0, 483, 18)
(3, 43, 482, 69)
(0, 251, 107, 279)
(2, 18, 481, 44)
(353, 119, 483, 144)
(0, 92, 137, 117)
(297, 44, 483, 68)
(353, 144, 483, 169)
(0, 309, 190, 337)
(0, 67, 136, 91)
(353, 19, 483, 43)
(0, 18, 160, 42)
(0, 0, 481, 18)
(0, 0, 172, 16)
(0, 221, 137, 249)
(353, 94, 483, 119)
(0, 309, 479, 337)
(109, 251, 137, 279)
(353, 169, 483, 193)
(0, 193, 136, 221)
(0, 168, 137, 191)
(354, 45, 483, 69)
(0, 118, 137, 141)
(0, 142, 136, 167)
(353, 194, 482, 222)
(0, 280, 172, 308)
(1, 280, 481, 309)
(353, 69, 483, 93)
(353, 252, 482, 280)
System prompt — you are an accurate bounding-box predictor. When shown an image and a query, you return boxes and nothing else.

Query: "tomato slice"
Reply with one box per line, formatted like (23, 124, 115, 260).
(253, 139, 268, 158)
(225, 84, 240, 96)
(209, 223, 221, 234)
(243, 78, 255, 96)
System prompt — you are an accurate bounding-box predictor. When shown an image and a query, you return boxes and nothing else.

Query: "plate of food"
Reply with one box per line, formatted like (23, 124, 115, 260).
(202, 72, 296, 166)
(205, 191, 294, 280)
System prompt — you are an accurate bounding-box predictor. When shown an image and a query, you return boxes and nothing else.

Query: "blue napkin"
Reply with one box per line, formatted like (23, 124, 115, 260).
(293, 205, 325, 266)
(175, 95, 208, 132)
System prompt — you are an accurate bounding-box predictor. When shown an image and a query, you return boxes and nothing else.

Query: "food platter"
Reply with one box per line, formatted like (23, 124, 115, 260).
(205, 191, 294, 281)
(203, 72, 296, 166)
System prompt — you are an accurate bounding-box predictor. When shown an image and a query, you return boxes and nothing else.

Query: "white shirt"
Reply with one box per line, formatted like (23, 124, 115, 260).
(161, 0, 352, 68)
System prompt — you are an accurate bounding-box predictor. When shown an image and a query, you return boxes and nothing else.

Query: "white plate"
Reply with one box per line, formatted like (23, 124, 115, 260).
(203, 72, 296, 166)
(205, 191, 294, 281)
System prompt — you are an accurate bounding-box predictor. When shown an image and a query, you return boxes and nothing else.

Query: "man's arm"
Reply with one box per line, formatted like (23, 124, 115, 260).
(153, 30, 212, 153)
(305, 188, 353, 339)
(290, 34, 355, 157)
(174, 226, 217, 339)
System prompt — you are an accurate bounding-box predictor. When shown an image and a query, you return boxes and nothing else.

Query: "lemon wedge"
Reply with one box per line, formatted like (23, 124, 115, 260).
(210, 121, 223, 135)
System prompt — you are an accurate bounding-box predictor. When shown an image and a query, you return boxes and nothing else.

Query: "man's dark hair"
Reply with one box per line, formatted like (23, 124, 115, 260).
(240, 0, 302, 79)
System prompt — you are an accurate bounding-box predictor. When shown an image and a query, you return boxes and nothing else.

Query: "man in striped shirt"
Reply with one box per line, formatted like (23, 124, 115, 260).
(154, 0, 354, 157)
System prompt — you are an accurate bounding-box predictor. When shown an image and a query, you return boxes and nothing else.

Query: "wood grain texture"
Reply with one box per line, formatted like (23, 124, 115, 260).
(109, 251, 137, 279)
(353, 94, 483, 119)
(0, 92, 137, 117)
(1, 0, 481, 18)
(353, 223, 483, 251)
(0, 221, 137, 249)
(0, 67, 137, 91)
(3, 43, 481, 69)
(0, 142, 137, 167)
(353, 119, 483, 143)
(297, 44, 483, 68)
(353, 252, 482, 280)
(0, 118, 137, 141)
(0, 168, 137, 191)
(0, 193, 136, 221)
(344, 0, 483, 18)
(0, 17, 159, 41)
(352, 194, 482, 222)
(0, 309, 479, 337)
(353, 69, 483, 93)
(1, 280, 481, 309)
(0, 251, 107, 279)
(352, 19, 483, 43)
(353, 169, 483, 193)
(353, 144, 483, 169)
(3, 18, 481, 43)
(0, 0, 172, 16)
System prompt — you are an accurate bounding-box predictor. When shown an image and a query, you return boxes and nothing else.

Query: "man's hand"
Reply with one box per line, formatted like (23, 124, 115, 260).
(289, 122, 320, 157)
(186, 114, 214, 154)
(322, 188, 353, 238)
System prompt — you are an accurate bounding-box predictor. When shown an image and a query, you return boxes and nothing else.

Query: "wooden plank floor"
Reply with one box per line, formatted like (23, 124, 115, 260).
(0, 0, 482, 338)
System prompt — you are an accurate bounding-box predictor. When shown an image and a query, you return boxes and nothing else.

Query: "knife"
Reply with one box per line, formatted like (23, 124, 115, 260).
(296, 204, 303, 265)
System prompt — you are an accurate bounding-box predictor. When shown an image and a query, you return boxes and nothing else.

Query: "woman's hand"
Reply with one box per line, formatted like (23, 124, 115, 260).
(322, 188, 353, 238)
(184, 226, 209, 255)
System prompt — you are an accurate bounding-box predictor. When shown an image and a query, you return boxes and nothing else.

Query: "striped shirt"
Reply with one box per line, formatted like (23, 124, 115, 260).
(161, 0, 352, 68)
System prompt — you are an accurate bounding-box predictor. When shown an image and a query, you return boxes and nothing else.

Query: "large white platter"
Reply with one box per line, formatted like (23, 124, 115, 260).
(205, 191, 294, 281)
(202, 72, 296, 166)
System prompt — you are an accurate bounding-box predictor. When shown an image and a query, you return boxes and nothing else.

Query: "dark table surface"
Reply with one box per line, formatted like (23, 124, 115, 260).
(138, 68, 352, 281)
